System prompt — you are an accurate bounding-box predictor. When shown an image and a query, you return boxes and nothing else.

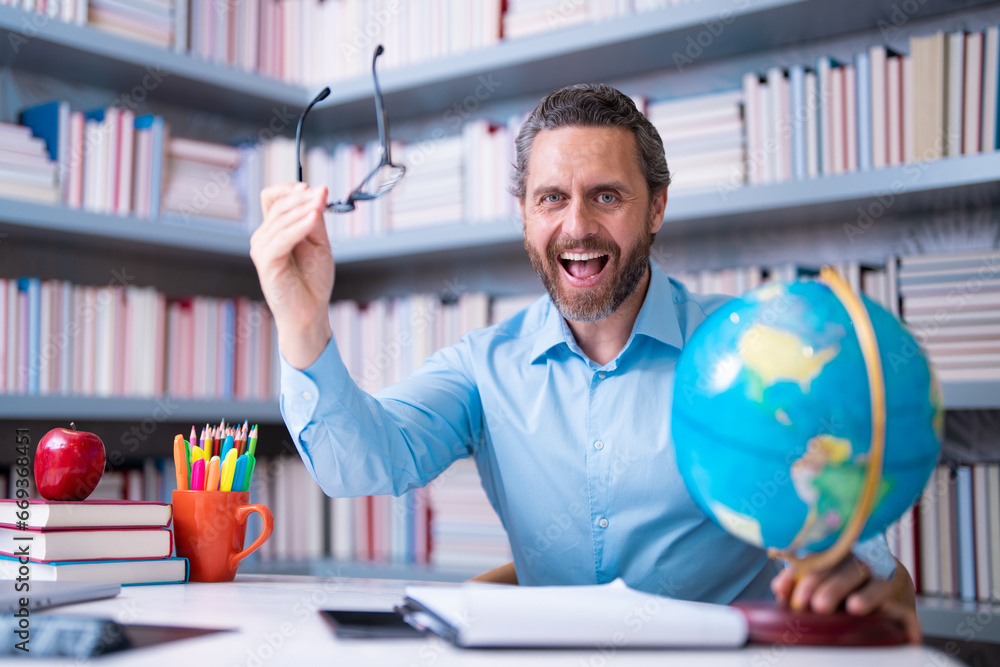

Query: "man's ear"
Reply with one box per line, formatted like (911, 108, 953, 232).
(649, 187, 668, 233)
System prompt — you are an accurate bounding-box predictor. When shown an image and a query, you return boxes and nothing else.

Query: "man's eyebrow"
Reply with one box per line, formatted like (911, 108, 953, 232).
(528, 185, 565, 198)
(587, 182, 634, 195)
(528, 182, 635, 197)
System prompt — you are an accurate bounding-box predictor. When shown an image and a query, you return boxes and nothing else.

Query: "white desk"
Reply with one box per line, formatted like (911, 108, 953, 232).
(24, 575, 965, 666)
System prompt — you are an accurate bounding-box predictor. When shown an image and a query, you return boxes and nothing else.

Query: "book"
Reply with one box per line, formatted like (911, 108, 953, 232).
(0, 554, 187, 585)
(0, 499, 171, 529)
(973, 463, 992, 601)
(19, 100, 70, 202)
(0, 526, 172, 561)
(956, 465, 976, 600)
(399, 579, 748, 648)
(983, 26, 999, 153)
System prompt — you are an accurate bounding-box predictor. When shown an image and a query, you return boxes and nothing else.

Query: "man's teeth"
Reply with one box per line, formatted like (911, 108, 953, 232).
(559, 252, 606, 261)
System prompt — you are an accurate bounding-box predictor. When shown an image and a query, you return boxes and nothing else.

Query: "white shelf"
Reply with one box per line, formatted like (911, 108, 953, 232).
(660, 152, 1000, 235)
(2, 0, 992, 130)
(0, 5, 304, 124)
(941, 381, 1000, 410)
(4, 152, 1000, 263)
(0, 395, 281, 423)
(918, 595, 1000, 643)
(0, 198, 253, 260)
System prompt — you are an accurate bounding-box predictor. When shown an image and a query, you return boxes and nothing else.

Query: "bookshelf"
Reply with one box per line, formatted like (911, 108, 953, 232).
(0, 395, 281, 423)
(1, 2, 999, 645)
(2, 1, 995, 130)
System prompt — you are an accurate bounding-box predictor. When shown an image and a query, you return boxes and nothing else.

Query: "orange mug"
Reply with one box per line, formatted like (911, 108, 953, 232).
(172, 490, 273, 582)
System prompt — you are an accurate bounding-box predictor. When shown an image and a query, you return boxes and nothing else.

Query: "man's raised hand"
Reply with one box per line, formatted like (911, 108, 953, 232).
(250, 182, 335, 370)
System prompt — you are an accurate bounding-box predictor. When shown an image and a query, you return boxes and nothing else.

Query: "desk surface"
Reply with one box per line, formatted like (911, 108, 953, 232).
(24, 575, 965, 666)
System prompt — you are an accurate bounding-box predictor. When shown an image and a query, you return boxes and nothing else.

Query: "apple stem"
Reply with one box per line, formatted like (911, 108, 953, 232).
(70, 422, 76, 431)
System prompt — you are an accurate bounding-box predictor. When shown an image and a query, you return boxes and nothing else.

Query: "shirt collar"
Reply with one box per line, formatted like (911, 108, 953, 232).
(529, 262, 685, 364)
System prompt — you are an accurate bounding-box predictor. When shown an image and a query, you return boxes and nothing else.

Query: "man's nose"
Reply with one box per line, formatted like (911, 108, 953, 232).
(561, 197, 600, 239)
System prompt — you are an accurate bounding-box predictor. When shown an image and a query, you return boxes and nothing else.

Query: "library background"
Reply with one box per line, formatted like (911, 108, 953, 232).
(1, 0, 999, 660)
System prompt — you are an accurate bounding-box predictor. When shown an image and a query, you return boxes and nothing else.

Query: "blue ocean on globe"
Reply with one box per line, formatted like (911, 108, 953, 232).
(672, 279, 942, 555)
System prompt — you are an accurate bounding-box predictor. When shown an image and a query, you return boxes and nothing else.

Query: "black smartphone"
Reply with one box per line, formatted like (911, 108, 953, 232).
(320, 609, 424, 639)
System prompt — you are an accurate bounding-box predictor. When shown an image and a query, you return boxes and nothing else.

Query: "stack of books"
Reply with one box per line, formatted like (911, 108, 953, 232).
(648, 90, 746, 194)
(161, 136, 244, 225)
(0, 499, 187, 585)
(502, 0, 629, 41)
(899, 249, 1000, 383)
(86, 0, 181, 49)
(428, 457, 512, 571)
(0, 121, 59, 204)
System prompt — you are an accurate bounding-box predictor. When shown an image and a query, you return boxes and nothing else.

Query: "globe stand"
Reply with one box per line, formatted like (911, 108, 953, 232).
(732, 267, 908, 647)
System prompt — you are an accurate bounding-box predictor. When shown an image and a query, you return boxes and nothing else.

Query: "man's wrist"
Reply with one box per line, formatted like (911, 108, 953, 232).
(278, 318, 333, 370)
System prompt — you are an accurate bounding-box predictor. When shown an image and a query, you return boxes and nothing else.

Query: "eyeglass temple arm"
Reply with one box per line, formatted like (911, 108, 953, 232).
(372, 45, 391, 164)
(296, 87, 331, 182)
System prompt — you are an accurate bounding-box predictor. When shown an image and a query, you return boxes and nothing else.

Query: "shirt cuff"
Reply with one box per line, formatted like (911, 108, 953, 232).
(279, 334, 353, 442)
(852, 533, 898, 580)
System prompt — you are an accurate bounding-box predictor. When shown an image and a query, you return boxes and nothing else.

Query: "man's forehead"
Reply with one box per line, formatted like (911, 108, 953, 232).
(531, 124, 634, 147)
(525, 126, 641, 183)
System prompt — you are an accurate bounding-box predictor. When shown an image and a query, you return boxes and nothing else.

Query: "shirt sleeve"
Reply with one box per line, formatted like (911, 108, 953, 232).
(279, 333, 482, 498)
(852, 533, 898, 580)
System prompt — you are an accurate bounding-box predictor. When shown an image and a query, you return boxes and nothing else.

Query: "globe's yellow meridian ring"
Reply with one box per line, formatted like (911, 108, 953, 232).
(768, 267, 887, 599)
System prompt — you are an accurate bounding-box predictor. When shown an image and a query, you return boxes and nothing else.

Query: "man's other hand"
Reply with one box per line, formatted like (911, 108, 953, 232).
(770, 554, 921, 644)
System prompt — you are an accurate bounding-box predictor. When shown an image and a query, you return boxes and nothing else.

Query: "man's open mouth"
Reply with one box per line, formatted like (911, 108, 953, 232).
(558, 251, 610, 282)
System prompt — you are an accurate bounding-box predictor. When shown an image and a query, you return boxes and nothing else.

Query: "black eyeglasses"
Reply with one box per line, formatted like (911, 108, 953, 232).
(295, 45, 406, 213)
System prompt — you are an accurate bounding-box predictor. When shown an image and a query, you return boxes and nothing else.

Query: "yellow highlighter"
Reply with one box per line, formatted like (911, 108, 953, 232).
(220, 449, 237, 491)
(173, 434, 188, 491)
(206, 456, 221, 492)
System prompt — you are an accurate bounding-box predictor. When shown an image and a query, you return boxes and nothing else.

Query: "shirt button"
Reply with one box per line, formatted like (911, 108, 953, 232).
(599, 518, 609, 528)
(303, 391, 313, 401)
(598, 372, 606, 379)
(594, 440, 604, 450)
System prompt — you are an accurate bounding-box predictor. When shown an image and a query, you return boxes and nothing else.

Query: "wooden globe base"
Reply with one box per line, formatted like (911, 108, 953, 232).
(732, 601, 908, 647)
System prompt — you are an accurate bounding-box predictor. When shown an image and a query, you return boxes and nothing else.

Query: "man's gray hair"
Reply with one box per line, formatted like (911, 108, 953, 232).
(509, 83, 671, 201)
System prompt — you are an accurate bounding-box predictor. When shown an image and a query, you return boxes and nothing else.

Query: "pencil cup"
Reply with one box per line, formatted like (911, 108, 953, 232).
(172, 490, 273, 582)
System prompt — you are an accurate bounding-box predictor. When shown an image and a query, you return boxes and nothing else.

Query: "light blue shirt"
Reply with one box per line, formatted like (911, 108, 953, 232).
(280, 262, 894, 602)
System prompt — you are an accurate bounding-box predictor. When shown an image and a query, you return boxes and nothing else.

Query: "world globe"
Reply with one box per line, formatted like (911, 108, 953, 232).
(672, 270, 943, 566)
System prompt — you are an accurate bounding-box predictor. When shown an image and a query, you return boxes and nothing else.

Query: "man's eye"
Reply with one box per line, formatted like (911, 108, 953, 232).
(543, 194, 562, 203)
(597, 193, 616, 204)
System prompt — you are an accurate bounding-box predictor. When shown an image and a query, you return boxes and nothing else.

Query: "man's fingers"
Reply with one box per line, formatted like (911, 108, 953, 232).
(844, 577, 892, 615)
(809, 559, 871, 613)
(254, 188, 326, 246)
(261, 185, 325, 229)
(771, 567, 796, 605)
(261, 181, 307, 217)
(251, 196, 327, 269)
(789, 571, 823, 611)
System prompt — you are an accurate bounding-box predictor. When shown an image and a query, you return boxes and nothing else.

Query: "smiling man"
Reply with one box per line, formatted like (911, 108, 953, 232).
(250, 83, 919, 640)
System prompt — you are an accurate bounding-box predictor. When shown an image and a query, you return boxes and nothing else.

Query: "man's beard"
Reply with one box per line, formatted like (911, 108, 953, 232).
(524, 220, 654, 324)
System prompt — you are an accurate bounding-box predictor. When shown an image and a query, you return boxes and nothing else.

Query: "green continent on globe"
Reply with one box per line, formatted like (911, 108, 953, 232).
(738, 324, 839, 400)
(786, 435, 892, 553)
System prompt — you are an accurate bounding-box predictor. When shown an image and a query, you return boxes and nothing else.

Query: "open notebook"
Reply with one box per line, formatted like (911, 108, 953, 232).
(397, 579, 748, 648)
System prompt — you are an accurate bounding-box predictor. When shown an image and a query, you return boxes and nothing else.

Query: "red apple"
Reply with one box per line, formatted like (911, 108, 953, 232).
(34, 423, 106, 501)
